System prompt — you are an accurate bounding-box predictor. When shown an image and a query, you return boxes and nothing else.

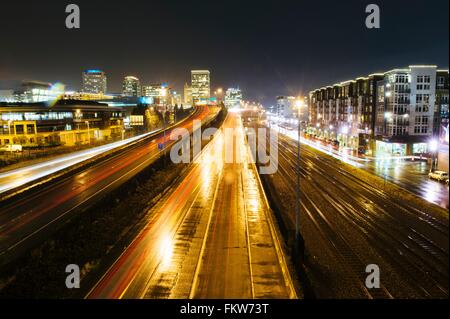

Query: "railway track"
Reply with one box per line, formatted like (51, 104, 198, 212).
(257, 132, 448, 298)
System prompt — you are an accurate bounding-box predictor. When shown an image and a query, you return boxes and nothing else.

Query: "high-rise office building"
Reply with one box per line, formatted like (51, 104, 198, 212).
(82, 70, 107, 94)
(170, 91, 183, 106)
(224, 88, 242, 108)
(275, 96, 295, 117)
(142, 83, 165, 98)
(191, 70, 210, 103)
(142, 83, 169, 106)
(184, 83, 192, 105)
(122, 76, 141, 97)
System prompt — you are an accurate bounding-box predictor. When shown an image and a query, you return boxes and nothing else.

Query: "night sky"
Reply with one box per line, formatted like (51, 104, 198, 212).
(0, 0, 448, 106)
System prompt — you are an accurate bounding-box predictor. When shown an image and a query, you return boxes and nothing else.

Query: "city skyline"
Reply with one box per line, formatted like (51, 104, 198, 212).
(0, 0, 448, 304)
(0, 0, 448, 106)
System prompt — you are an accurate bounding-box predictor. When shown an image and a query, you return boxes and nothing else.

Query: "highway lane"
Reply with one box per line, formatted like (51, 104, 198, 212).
(0, 106, 214, 265)
(0, 129, 160, 195)
(88, 111, 296, 299)
(260, 129, 448, 298)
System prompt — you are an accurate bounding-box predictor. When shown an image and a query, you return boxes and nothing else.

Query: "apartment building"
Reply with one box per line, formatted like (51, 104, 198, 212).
(309, 66, 449, 156)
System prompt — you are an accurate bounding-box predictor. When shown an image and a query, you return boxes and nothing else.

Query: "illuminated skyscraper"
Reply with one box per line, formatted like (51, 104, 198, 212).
(122, 76, 141, 97)
(142, 83, 169, 106)
(224, 88, 242, 108)
(184, 83, 192, 105)
(191, 70, 210, 102)
(82, 69, 107, 94)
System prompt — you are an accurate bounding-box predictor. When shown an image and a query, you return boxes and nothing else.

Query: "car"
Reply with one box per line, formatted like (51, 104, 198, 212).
(0, 144, 22, 152)
(428, 170, 449, 182)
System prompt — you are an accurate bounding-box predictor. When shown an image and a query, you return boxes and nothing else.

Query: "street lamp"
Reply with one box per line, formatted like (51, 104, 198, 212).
(85, 121, 90, 145)
(7, 120, 12, 138)
(161, 87, 167, 161)
(429, 139, 439, 172)
(149, 106, 155, 132)
(294, 99, 305, 265)
(120, 119, 125, 140)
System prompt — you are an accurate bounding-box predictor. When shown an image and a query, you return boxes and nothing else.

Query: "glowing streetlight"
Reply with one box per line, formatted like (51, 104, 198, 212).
(429, 139, 438, 152)
(294, 99, 304, 109)
(429, 139, 439, 172)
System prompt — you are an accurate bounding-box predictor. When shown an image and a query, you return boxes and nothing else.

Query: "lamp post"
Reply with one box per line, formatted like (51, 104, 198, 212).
(149, 106, 154, 132)
(294, 99, 305, 265)
(215, 88, 223, 104)
(428, 139, 438, 172)
(7, 120, 12, 139)
(161, 87, 167, 161)
(120, 119, 125, 140)
(85, 121, 90, 145)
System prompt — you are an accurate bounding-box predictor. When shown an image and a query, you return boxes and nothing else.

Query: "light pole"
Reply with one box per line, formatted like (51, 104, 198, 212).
(428, 139, 438, 172)
(161, 88, 167, 161)
(214, 88, 223, 104)
(149, 106, 154, 132)
(85, 121, 90, 145)
(7, 120, 12, 140)
(294, 99, 305, 265)
(121, 119, 125, 140)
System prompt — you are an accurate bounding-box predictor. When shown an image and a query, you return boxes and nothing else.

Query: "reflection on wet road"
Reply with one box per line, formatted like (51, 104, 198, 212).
(88, 111, 296, 299)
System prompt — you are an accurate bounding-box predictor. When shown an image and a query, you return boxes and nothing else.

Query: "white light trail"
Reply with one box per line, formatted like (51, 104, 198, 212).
(0, 129, 160, 194)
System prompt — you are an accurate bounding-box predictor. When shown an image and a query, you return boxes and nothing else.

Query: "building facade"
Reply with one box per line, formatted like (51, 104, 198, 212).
(122, 76, 141, 97)
(434, 70, 449, 139)
(191, 70, 210, 103)
(224, 88, 242, 108)
(0, 102, 124, 147)
(82, 69, 107, 94)
(142, 83, 171, 106)
(183, 83, 192, 105)
(309, 65, 449, 156)
(275, 96, 296, 118)
(0, 81, 65, 103)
